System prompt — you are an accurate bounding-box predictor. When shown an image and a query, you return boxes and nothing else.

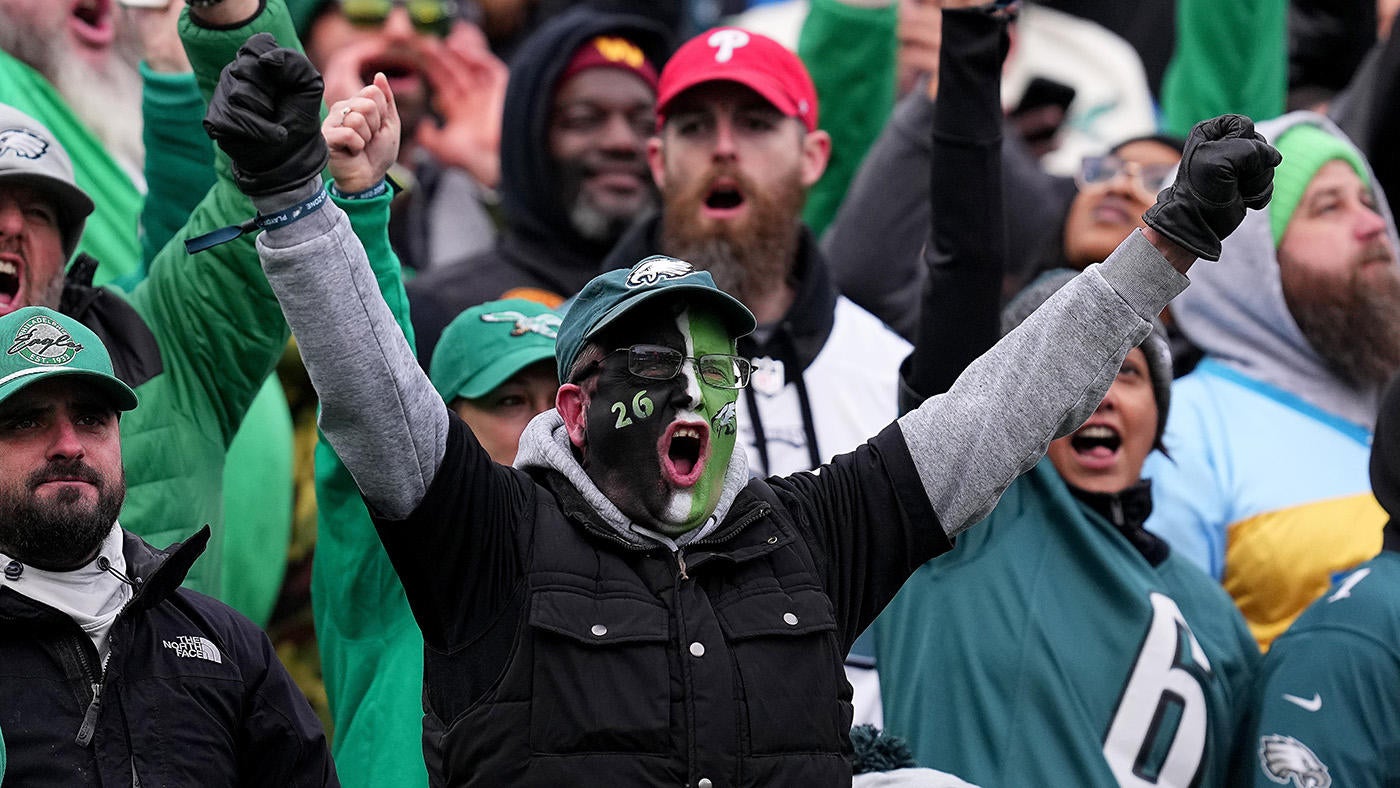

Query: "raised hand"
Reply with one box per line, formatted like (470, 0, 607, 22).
(203, 32, 329, 197)
(413, 29, 508, 189)
(1142, 114, 1282, 262)
(324, 73, 402, 195)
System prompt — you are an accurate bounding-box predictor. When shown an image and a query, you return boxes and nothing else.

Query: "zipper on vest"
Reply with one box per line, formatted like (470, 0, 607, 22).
(675, 550, 689, 580)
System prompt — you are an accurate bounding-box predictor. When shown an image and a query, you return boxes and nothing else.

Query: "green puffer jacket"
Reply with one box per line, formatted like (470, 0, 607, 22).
(313, 190, 429, 787)
(66, 1, 309, 596)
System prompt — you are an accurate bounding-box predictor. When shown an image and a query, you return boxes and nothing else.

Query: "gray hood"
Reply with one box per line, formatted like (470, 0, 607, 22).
(514, 409, 752, 550)
(1171, 111, 1400, 428)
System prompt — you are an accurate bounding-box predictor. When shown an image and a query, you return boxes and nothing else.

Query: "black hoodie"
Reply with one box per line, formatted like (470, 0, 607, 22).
(404, 8, 671, 367)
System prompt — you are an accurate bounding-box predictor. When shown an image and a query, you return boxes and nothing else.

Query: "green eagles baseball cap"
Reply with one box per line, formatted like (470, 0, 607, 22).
(430, 299, 562, 401)
(555, 255, 756, 381)
(0, 307, 137, 411)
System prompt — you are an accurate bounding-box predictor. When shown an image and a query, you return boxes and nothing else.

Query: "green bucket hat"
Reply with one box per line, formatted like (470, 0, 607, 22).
(555, 255, 756, 382)
(429, 298, 562, 402)
(0, 307, 137, 411)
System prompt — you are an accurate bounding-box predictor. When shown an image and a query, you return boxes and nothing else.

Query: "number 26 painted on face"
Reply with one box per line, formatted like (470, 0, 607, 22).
(611, 390, 655, 429)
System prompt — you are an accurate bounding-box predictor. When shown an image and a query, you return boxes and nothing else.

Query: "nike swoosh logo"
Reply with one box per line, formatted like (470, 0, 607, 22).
(1282, 693, 1322, 712)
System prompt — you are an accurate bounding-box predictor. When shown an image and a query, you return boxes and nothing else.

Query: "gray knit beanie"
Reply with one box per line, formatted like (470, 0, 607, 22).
(1002, 269, 1172, 446)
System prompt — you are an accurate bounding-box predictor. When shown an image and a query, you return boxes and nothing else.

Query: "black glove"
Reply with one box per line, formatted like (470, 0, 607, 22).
(1142, 114, 1282, 261)
(203, 33, 328, 197)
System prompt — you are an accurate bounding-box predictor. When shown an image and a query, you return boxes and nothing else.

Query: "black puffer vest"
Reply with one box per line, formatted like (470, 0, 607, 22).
(431, 477, 855, 787)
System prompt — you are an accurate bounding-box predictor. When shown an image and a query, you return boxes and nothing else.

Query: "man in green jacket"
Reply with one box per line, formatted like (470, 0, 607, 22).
(0, 0, 395, 604)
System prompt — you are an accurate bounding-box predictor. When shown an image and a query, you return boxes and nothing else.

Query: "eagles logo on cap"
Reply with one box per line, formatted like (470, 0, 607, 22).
(8, 314, 83, 365)
(627, 256, 695, 287)
(0, 128, 50, 161)
(0, 306, 137, 412)
(480, 310, 562, 338)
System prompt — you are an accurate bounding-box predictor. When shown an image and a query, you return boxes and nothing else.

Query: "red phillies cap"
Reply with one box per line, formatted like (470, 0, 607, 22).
(656, 27, 818, 132)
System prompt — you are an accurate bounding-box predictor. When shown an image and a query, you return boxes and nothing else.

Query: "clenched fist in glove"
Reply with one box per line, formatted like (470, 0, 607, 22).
(203, 32, 328, 197)
(1143, 114, 1282, 262)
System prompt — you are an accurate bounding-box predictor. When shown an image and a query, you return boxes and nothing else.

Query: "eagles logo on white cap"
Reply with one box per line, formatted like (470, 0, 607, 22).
(626, 256, 695, 288)
(0, 128, 50, 161)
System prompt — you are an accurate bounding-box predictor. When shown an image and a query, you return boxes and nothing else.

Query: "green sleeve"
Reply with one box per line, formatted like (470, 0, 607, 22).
(312, 189, 429, 787)
(798, 0, 898, 238)
(1160, 0, 1287, 137)
(138, 65, 217, 274)
(114, 0, 301, 596)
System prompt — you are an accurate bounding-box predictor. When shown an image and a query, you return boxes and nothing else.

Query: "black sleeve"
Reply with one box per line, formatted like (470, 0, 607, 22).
(371, 413, 533, 650)
(238, 623, 340, 786)
(901, 8, 1010, 414)
(769, 423, 951, 650)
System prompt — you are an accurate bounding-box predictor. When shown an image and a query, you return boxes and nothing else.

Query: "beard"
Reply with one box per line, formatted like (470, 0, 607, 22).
(1280, 241, 1400, 387)
(0, 459, 125, 570)
(557, 156, 658, 245)
(0, 14, 145, 178)
(660, 166, 805, 308)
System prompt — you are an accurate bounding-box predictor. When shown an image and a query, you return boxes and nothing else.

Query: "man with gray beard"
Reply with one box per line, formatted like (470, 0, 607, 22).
(600, 27, 912, 486)
(403, 7, 671, 366)
(0, 0, 146, 281)
(1143, 112, 1400, 652)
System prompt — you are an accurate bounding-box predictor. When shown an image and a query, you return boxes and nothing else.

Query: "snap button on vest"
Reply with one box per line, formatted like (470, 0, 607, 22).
(783, 612, 798, 626)
(698, 778, 713, 788)
(4, 560, 21, 581)
(689, 641, 705, 657)
(590, 624, 607, 637)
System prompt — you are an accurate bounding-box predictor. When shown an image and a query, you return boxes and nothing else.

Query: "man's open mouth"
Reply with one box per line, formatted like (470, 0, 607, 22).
(70, 0, 115, 49)
(360, 55, 421, 89)
(660, 422, 709, 487)
(1070, 424, 1121, 459)
(703, 180, 745, 214)
(0, 259, 21, 309)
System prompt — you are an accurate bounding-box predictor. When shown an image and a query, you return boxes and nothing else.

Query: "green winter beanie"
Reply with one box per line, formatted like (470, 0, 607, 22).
(1270, 123, 1370, 247)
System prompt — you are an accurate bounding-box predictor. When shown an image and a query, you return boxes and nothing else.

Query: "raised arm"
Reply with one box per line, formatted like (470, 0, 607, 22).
(898, 114, 1280, 535)
(202, 39, 448, 519)
(901, 3, 1010, 413)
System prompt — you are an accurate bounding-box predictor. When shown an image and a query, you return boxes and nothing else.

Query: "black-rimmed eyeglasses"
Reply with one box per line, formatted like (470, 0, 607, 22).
(579, 344, 752, 389)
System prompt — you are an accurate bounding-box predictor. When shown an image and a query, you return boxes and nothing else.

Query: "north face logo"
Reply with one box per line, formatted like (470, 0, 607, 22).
(163, 635, 223, 664)
(707, 29, 750, 63)
(480, 310, 561, 338)
(0, 128, 50, 160)
(626, 256, 694, 288)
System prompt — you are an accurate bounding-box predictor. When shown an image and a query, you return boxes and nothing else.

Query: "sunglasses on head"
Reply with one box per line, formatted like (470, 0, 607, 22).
(339, 0, 462, 36)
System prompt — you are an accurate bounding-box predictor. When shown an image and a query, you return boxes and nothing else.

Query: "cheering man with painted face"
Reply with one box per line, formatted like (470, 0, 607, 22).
(216, 27, 1282, 787)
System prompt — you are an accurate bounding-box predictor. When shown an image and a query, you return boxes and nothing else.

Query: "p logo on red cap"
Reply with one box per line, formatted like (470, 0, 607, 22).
(656, 27, 819, 132)
(707, 29, 751, 63)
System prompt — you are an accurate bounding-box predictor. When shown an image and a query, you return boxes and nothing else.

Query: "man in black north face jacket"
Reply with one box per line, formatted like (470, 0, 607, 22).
(0, 306, 335, 787)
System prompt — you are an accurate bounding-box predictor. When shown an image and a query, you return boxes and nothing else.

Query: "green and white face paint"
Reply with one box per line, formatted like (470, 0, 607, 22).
(580, 306, 739, 535)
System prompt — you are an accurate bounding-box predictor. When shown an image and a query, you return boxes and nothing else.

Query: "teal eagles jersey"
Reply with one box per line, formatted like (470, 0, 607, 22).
(1242, 552, 1400, 787)
(873, 460, 1259, 786)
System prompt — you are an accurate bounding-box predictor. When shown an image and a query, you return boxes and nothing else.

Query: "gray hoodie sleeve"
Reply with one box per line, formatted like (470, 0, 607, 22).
(252, 180, 448, 519)
(898, 229, 1187, 536)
